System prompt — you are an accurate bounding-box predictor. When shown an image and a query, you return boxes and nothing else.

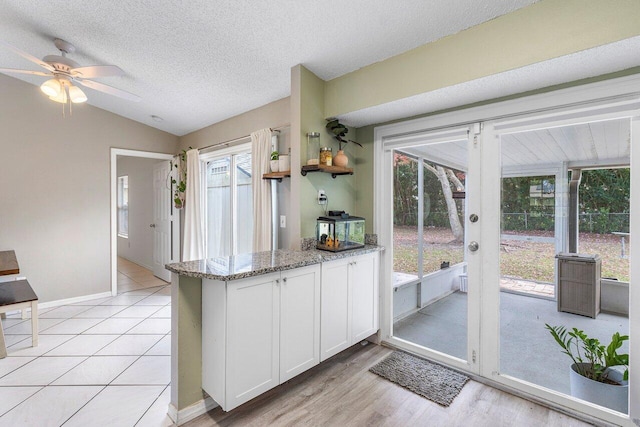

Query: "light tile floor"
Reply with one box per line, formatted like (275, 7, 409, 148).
(0, 260, 174, 427)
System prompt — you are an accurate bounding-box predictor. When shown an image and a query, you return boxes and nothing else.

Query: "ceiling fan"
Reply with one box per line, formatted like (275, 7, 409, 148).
(0, 38, 140, 105)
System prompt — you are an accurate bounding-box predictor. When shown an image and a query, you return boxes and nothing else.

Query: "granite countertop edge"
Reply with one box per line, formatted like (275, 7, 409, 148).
(165, 245, 383, 281)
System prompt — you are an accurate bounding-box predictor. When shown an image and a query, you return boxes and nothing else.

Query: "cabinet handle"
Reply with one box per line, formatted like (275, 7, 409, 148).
(283, 277, 287, 283)
(275, 279, 280, 285)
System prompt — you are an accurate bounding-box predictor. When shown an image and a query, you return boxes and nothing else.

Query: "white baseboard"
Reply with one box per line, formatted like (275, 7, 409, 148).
(37, 291, 113, 310)
(168, 397, 217, 426)
(2, 290, 113, 317)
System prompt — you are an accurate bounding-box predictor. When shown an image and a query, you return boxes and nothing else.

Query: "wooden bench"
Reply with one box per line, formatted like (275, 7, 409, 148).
(0, 280, 38, 358)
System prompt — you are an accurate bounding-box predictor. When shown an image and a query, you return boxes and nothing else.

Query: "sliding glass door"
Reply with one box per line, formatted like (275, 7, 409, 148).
(202, 145, 252, 258)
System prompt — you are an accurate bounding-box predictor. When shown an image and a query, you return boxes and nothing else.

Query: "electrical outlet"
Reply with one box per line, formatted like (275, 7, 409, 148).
(318, 189, 327, 205)
(280, 215, 286, 228)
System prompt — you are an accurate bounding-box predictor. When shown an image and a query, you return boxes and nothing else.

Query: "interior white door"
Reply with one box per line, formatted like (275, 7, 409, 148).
(152, 161, 172, 282)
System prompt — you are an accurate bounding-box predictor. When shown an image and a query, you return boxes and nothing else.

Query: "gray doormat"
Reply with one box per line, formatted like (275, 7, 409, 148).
(369, 351, 469, 407)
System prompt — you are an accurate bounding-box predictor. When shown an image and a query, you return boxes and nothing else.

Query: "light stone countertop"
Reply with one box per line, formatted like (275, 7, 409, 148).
(165, 245, 383, 281)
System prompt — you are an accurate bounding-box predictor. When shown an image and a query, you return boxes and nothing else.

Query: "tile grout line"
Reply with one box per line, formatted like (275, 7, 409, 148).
(0, 263, 171, 426)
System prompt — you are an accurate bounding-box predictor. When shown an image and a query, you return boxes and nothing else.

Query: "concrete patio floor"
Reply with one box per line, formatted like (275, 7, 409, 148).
(393, 291, 629, 408)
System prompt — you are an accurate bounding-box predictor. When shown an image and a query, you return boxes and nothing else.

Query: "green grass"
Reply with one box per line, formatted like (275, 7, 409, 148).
(394, 226, 629, 282)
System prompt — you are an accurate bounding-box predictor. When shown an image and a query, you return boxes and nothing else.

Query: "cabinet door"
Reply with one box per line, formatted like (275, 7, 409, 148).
(351, 253, 379, 342)
(226, 273, 280, 410)
(280, 265, 321, 382)
(320, 258, 351, 362)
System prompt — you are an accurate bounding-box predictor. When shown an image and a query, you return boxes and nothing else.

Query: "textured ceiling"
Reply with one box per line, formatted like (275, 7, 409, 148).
(0, 0, 538, 136)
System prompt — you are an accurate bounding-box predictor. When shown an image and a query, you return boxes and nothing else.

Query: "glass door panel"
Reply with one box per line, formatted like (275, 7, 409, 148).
(392, 136, 469, 362)
(498, 119, 631, 415)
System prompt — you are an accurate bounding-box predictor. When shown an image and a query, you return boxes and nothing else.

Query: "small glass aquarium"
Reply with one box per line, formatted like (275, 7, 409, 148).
(316, 212, 365, 252)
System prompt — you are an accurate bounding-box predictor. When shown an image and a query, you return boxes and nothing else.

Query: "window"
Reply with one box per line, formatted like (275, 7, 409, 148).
(203, 145, 253, 257)
(117, 175, 129, 238)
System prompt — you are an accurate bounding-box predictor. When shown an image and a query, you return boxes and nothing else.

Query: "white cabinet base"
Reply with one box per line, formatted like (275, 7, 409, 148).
(321, 252, 379, 362)
(202, 264, 321, 412)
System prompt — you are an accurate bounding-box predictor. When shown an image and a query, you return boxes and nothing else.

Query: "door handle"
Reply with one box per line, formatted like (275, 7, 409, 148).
(468, 241, 479, 252)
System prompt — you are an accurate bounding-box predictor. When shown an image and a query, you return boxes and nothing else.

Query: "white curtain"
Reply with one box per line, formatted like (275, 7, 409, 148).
(182, 148, 205, 261)
(251, 128, 273, 252)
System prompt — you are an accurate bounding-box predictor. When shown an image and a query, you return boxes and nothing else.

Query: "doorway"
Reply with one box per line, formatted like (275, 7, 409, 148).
(375, 76, 640, 425)
(110, 149, 180, 296)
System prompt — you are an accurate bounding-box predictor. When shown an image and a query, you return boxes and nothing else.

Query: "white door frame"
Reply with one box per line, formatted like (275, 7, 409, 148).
(374, 74, 640, 426)
(110, 148, 179, 296)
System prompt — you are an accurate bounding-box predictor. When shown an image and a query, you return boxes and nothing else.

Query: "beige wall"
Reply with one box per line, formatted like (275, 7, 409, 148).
(0, 74, 178, 303)
(325, 0, 640, 118)
(179, 97, 289, 151)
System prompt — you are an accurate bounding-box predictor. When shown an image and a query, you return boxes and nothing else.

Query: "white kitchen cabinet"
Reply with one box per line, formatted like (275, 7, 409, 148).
(319, 258, 351, 361)
(320, 252, 379, 362)
(279, 266, 321, 382)
(226, 272, 280, 410)
(202, 264, 321, 411)
(351, 252, 379, 342)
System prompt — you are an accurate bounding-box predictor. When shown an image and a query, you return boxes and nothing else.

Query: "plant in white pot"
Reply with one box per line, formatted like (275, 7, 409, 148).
(270, 151, 279, 172)
(545, 324, 628, 413)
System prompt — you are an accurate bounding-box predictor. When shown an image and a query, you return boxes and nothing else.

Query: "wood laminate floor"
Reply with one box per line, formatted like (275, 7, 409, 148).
(187, 343, 592, 427)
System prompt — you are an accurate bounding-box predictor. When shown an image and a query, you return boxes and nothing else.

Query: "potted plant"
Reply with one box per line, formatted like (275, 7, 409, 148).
(270, 151, 280, 172)
(170, 147, 191, 209)
(326, 119, 362, 167)
(545, 324, 628, 413)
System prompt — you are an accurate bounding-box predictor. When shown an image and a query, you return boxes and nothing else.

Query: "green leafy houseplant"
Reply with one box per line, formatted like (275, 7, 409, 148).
(170, 147, 192, 209)
(326, 119, 363, 151)
(545, 324, 629, 384)
(270, 151, 279, 160)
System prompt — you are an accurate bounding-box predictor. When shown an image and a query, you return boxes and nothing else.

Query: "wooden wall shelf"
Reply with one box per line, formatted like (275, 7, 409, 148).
(262, 171, 291, 182)
(301, 165, 353, 178)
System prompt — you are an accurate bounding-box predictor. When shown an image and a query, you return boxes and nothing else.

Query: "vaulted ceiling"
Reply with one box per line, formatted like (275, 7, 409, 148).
(1, 1, 639, 137)
(0, 0, 538, 135)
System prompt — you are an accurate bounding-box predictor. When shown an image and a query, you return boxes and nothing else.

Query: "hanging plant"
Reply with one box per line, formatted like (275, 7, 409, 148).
(326, 118, 363, 151)
(169, 147, 192, 209)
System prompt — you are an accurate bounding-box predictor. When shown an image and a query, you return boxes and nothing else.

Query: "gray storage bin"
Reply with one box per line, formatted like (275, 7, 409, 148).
(556, 253, 601, 318)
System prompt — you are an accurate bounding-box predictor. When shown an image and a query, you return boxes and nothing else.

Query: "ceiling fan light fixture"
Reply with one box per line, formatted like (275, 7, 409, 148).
(49, 88, 68, 104)
(40, 78, 61, 97)
(69, 85, 87, 103)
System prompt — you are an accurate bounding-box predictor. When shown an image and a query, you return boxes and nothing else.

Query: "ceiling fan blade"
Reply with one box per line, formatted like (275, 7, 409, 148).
(0, 40, 55, 72)
(76, 78, 141, 102)
(0, 67, 51, 77)
(71, 65, 125, 78)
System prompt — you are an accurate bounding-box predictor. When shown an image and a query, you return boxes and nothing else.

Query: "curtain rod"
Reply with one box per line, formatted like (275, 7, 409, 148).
(198, 123, 290, 153)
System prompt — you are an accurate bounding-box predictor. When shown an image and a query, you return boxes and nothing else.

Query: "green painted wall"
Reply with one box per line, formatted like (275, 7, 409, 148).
(295, 66, 358, 240)
(352, 125, 374, 233)
(325, 0, 640, 118)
